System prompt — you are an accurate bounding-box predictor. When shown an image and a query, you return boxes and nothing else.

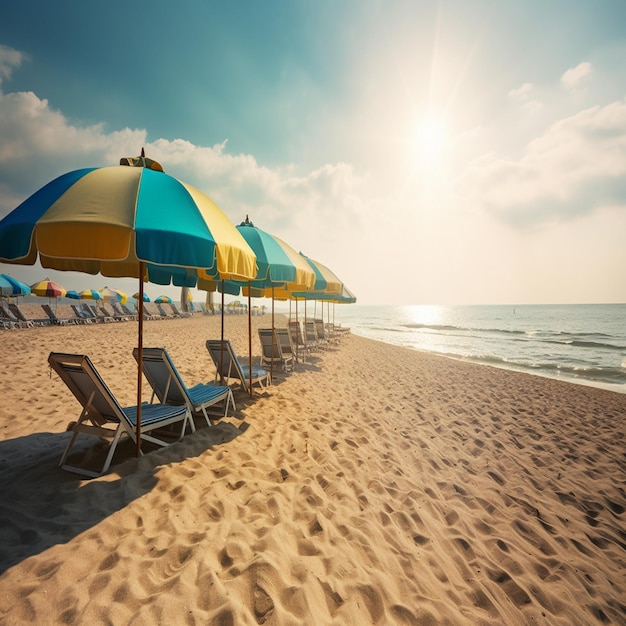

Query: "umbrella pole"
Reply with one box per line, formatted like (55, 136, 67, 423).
(220, 281, 225, 385)
(136, 263, 145, 458)
(270, 286, 275, 382)
(248, 283, 253, 396)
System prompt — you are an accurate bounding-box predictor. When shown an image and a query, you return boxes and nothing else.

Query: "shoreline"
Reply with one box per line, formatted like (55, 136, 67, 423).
(1, 313, 625, 624)
(357, 335, 626, 396)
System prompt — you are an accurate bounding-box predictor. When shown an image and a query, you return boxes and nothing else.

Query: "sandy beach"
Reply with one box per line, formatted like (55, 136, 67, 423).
(0, 312, 624, 625)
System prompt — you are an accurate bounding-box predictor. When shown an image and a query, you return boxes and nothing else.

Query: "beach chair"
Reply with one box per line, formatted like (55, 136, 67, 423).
(258, 328, 294, 373)
(48, 352, 192, 478)
(287, 320, 311, 362)
(121, 303, 138, 319)
(99, 303, 123, 321)
(8, 302, 47, 326)
(314, 318, 335, 345)
(71, 304, 95, 324)
(275, 327, 296, 366)
(1, 300, 30, 328)
(206, 339, 271, 394)
(41, 303, 75, 325)
(78, 302, 104, 322)
(111, 301, 135, 320)
(170, 302, 190, 318)
(304, 320, 323, 350)
(133, 347, 235, 427)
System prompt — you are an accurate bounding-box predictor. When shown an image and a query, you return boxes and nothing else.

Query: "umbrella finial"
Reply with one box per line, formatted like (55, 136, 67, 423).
(241, 215, 253, 227)
(141, 147, 145, 158)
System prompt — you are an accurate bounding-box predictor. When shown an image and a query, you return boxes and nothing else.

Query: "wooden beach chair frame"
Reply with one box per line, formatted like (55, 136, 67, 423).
(49, 352, 192, 478)
(133, 347, 235, 426)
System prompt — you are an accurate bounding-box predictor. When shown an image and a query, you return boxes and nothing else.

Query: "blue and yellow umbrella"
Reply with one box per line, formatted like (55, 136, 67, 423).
(0, 152, 257, 456)
(0, 273, 31, 297)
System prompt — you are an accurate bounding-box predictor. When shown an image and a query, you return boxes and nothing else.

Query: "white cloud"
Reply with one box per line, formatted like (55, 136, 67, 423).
(461, 98, 626, 227)
(508, 82, 534, 100)
(0, 45, 25, 86)
(0, 84, 370, 294)
(561, 61, 592, 88)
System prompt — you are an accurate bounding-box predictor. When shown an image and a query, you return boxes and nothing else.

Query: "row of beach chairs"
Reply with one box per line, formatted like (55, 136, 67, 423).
(47, 318, 349, 477)
(0, 300, 192, 327)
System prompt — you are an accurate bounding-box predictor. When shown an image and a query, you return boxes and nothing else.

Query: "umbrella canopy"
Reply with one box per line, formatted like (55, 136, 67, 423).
(133, 291, 150, 302)
(65, 290, 81, 299)
(0, 152, 257, 460)
(79, 289, 103, 300)
(0, 274, 31, 297)
(154, 295, 172, 304)
(30, 278, 66, 298)
(100, 286, 127, 304)
(0, 158, 256, 284)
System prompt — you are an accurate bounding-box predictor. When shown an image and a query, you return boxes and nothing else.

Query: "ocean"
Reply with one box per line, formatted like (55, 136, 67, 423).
(331, 304, 626, 393)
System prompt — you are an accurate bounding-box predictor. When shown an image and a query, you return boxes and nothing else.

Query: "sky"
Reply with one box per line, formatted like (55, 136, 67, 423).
(0, 0, 625, 305)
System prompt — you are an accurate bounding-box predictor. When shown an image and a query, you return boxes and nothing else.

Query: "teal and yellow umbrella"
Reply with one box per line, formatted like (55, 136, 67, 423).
(0, 152, 257, 457)
(0, 274, 31, 297)
(100, 286, 127, 304)
(79, 289, 103, 301)
(154, 295, 172, 304)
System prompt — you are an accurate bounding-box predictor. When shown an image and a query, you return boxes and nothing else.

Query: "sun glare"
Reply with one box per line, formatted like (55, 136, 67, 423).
(416, 118, 446, 163)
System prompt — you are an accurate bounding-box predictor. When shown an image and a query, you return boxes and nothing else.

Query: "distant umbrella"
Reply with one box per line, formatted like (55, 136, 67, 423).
(154, 295, 173, 304)
(30, 278, 66, 298)
(100, 286, 127, 304)
(0, 274, 31, 297)
(66, 290, 81, 299)
(133, 291, 150, 302)
(79, 289, 103, 300)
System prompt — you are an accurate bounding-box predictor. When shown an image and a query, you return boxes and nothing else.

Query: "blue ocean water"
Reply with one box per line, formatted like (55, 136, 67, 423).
(332, 304, 626, 393)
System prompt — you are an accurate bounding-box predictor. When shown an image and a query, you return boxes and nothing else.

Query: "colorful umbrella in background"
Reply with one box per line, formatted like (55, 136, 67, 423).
(100, 286, 128, 304)
(154, 295, 172, 304)
(30, 278, 66, 298)
(66, 290, 81, 299)
(0, 151, 257, 457)
(79, 289, 103, 300)
(133, 291, 150, 302)
(0, 274, 31, 297)
(30, 278, 66, 311)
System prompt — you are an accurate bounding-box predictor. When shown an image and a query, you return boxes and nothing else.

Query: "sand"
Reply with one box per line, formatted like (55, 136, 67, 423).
(0, 312, 624, 625)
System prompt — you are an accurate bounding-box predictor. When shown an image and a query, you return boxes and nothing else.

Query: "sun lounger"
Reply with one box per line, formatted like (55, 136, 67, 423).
(79, 303, 100, 322)
(275, 327, 297, 366)
(258, 328, 294, 373)
(1, 300, 31, 328)
(288, 320, 311, 362)
(41, 303, 75, 325)
(206, 339, 271, 394)
(70, 304, 95, 324)
(133, 347, 235, 426)
(8, 302, 47, 326)
(48, 352, 192, 477)
(111, 301, 136, 320)
(305, 320, 325, 350)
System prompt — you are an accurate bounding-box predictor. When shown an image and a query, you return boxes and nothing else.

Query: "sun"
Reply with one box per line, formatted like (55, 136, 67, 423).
(412, 118, 447, 168)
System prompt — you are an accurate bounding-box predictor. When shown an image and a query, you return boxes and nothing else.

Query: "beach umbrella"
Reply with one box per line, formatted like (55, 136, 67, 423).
(100, 286, 128, 304)
(65, 290, 81, 299)
(133, 291, 150, 302)
(154, 295, 172, 304)
(79, 289, 103, 300)
(30, 278, 66, 298)
(0, 151, 257, 457)
(0, 273, 31, 297)
(198, 216, 316, 389)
